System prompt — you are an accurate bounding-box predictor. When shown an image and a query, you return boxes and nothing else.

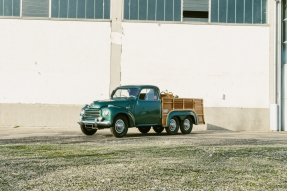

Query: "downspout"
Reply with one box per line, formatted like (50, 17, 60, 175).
(274, 0, 278, 106)
(278, 0, 282, 131)
(271, 0, 279, 131)
(275, 0, 282, 131)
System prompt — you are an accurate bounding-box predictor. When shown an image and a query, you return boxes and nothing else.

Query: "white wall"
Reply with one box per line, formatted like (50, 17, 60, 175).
(0, 19, 111, 105)
(121, 23, 269, 108)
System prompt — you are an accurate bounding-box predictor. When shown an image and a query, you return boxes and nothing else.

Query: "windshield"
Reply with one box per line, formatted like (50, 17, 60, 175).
(112, 88, 139, 99)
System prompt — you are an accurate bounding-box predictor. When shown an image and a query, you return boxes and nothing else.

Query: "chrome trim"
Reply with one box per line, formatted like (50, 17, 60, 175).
(78, 120, 112, 127)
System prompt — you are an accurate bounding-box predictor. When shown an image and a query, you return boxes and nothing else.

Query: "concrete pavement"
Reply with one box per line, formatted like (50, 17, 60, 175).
(0, 126, 286, 140)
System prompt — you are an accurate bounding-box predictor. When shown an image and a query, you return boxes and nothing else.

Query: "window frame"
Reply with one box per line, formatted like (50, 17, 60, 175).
(209, 0, 268, 24)
(123, 0, 182, 22)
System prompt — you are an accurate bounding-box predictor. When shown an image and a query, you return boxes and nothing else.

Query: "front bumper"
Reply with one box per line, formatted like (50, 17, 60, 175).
(78, 120, 112, 129)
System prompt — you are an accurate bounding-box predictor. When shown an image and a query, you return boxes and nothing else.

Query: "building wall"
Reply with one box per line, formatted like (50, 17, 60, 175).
(0, 19, 271, 131)
(121, 22, 270, 131)
(0, 19, 111, 127)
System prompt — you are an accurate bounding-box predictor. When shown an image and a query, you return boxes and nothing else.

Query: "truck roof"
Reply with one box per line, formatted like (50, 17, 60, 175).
(117, 85, 159, 89)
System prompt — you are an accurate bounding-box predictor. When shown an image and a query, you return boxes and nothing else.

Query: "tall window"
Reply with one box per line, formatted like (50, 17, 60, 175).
(124, 0, 181, 21)
(0, 0, 20, 17)
(210, 0, 267, 24)
(51, 0, 110, 19)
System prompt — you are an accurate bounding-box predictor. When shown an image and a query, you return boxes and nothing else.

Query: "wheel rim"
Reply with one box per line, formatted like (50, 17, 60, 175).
(115, 119, 125, 133)
(169, 119, 177, 131)
(183, 119, 191, 131)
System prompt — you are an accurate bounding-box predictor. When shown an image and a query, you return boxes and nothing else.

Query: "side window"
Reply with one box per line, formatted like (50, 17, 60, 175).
(139, 88, 158, 101)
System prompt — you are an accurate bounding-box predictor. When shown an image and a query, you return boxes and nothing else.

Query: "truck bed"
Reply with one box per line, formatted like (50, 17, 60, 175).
(161, 98, 205, 126)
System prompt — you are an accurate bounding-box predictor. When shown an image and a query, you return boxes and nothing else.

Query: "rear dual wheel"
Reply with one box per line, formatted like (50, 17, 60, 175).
(180, 116, 193, 134)
(165, 117, 179, 135)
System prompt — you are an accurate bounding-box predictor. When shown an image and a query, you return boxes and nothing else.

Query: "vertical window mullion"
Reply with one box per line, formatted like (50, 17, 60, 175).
(260, 0, 262, 23)
(67, 0, 69, 18)
(235, 0, 236, 23)
(227, 0, 229, 22)
(76, 0, 78, 18)
(252, 0, 253, 23)
(155, 0, 157, 20)
(208, 0, 211, 22)
(12, 0, 13, 16)
(85, 0, 86, 18)
(94, 0, 96, 19)
(181, 0, 182, 22)
(20, 0, 23, 17)
(138, 0, 139, 20)
(173, 0, 174, 21)
(59, 0, 61, 18)
(102, 0, 104, 19)
(218, 0, 219, 23)
(129, 0, 130, 20)
(164, 0, 165, 21)
(146, 0, 148, 20)
(49, 0, 51, 18)
(243, 0, 246, 23)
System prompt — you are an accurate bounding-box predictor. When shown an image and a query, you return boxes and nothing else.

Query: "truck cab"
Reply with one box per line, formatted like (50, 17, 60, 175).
(78, 85, 205, 138)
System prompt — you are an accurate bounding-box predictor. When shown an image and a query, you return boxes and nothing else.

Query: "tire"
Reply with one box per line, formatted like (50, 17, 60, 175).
(153, 126, 165, 133)
(138, 127, 151, 134)
(110, 115, 128, 138)
(180, 116, 193, 134)
(80, 125, 97, 135)
(165, 117, 179, 135)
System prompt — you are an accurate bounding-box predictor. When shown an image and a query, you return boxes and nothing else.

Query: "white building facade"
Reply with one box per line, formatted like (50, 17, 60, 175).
(0, 0, 286, 131)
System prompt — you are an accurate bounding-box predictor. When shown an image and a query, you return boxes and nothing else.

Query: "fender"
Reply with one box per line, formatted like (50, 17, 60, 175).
(166, 110, 198, 127)
(106, 106, 136, 127)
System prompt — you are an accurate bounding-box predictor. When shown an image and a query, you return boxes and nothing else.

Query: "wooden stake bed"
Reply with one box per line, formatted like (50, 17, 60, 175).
(161, 98, 205, 126)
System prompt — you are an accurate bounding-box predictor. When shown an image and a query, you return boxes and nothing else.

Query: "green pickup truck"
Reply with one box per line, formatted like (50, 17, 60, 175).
(78, 85, 205, 138)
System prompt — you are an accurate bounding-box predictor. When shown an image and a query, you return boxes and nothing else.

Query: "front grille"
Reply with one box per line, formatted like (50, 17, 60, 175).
(83, 109, 100, 119)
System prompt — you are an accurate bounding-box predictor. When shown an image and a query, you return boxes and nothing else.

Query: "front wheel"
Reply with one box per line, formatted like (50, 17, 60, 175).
(153, 126, 165, 133)
(80, 125, 97, 135)
(165, 117, 179, 135)
(110, 115, 128, 138)
(138, 127, 151, 134)
(180, 116, 193, 134)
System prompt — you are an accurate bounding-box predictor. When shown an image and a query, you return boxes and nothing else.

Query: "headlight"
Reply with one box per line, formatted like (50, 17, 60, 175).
(102, 109, 109, 116)
(80, 110, 85, 115)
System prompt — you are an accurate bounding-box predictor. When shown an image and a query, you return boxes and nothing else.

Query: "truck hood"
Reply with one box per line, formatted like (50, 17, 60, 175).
(88, 99, 130, 109)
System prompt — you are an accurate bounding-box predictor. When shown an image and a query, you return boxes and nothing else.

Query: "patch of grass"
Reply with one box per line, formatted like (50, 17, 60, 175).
(13, 126, 20, 128)
(0, 140, 287, 190)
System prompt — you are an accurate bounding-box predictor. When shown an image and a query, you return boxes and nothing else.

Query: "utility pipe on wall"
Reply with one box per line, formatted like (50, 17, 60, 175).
(274, 0, 278, 106)
(271, 0, 280, 131)
(279, 0, 283, 131)
(276, 0, 283, 131)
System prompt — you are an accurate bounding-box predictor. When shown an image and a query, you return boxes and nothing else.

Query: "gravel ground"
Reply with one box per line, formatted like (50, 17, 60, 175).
(0, 129, 287, 191)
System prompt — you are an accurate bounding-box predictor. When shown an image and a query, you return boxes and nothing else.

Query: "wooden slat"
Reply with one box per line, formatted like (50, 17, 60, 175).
(161, 97, 205, 125)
